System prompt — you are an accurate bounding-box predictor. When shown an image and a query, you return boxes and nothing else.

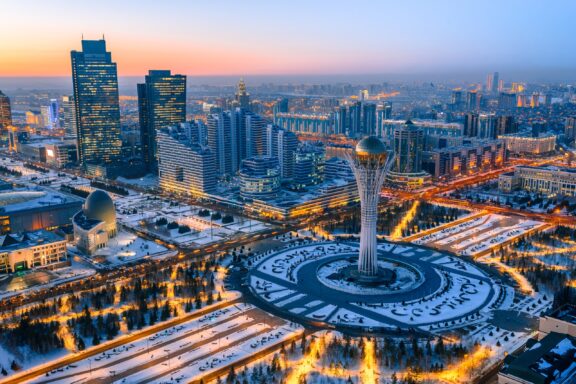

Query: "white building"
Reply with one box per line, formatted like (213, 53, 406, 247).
(0, 230, 67, 273)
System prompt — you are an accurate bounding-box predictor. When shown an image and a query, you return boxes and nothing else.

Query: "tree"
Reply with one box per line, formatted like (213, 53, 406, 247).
(92, 333, 100, 346)
(222, 215, 234, 224)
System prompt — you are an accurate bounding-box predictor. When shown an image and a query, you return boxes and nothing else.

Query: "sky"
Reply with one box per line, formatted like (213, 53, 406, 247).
(1, 0, 576, 80)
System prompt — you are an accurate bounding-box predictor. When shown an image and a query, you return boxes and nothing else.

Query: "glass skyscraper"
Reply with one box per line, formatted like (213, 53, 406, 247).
(71, 39, 122, 168)
(137, 70, 186, 171)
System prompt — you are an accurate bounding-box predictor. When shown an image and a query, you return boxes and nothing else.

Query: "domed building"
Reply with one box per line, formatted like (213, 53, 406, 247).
(73, 190, 117, 255)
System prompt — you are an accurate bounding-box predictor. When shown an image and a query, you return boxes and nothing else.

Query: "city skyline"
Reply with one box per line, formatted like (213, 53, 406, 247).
(1, 0, 576, 80)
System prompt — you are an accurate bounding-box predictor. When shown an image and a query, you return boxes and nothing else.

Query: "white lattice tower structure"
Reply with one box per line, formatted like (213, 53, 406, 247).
(345, 136, 389, 276)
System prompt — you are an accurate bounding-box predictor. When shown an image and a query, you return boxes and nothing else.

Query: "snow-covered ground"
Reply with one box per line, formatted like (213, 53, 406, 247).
(23, 303, 303, 384)
(412, 213, 546, 256)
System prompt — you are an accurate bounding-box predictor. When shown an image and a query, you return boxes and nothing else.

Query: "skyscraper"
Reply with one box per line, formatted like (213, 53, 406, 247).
(463, 113, 479, 137)
(266, 125, 298, 180)
(207, 112, 233, 176)
(61, 96, 77, 138)
(466, 91, 479, 111)
(477, 113, 496, 139)
(71, 39, 122, 169)
(137, 70, 186, 171)
(235, 79, 250, 110)
(0, 90, 13, 130)
(486, 72, 499, 93)
(362, 103, 377, 135)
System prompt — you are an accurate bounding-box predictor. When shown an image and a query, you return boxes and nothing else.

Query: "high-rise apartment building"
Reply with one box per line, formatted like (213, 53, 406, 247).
(266, 125, 299, 180)
(235, 79, 250, 110)
(156, 124, 216, 197)
(71, 39, 122, 168)
(486, 72, 499, 93)
(565, 117, 576, 142)
(137, 70, 186, 171)
(466, 91, 479, 111)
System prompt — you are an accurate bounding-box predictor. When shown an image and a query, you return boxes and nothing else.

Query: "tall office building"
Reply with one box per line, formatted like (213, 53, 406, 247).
(266, 125, 299, 180)
(496, 116, 517, 136)
(463, 113, 479, 137)
(362, 103, 377, 135)
(235, 79, 250, 110)
(451, 90, 463, 109)
(466, 91, 479, 111)
(349, 102, 362, 135)
(486, 72, 499, 93)
(137, 70, 186, 171)
(336, 105, 348, 135)
(565, 117, 576, 142)
(156, 124, 216, 197)
(477, 114, 497, 139)
(71, 39, 122, 168)
(386, 120, 431, 189)
(0, 90, 13, 130)
(61, 96, 77, 138)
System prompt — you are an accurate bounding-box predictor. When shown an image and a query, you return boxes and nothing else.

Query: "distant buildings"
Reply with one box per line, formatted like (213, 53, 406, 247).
(486, 72, 499, 94)
(137, 70, 186, 172)
(498, 132, 556, 156)
(234, 79, 250, 111)
(71, 39, 122, 173)
(73, 190, 117, 255)
(40, 99, 59, 129)
(156, 124, 216, 197)
(0, 188, 83, 234)
(499, 166, 576, 197)
(0, 230, 67, 273)
(239, 156, 281, 200)
(275, 112, 334, 135)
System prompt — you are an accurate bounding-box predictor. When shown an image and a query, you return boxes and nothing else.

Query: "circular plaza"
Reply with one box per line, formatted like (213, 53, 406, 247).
(248, 241, 511, 333)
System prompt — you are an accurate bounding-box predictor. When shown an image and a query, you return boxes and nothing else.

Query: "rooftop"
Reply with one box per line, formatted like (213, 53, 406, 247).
(501, 332, 576, 384)
(548, 305, 576, 325)
(0, 188, 83, 213)
(0, 230, 65, 252)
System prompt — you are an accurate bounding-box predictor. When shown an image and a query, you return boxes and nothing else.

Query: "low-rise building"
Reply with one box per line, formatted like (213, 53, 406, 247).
(498, 332, 576, 384)
(498, 166, 576, 197)
(0, 188, 83, 234)
(498, 132, 556, 156)
(539, 305, 576, 338)
(0, 230, 67, 273)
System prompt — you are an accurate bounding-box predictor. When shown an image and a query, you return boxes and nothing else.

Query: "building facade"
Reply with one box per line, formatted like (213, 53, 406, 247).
(71, 39, 122, 169)
(239, 156, 281, 200)
(157, 124, 216, 197)
(0, 230, 67, 273)
(137, 70, 186, 171)
(498, 166, 576, 197)
(498, 132, 556, 156)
